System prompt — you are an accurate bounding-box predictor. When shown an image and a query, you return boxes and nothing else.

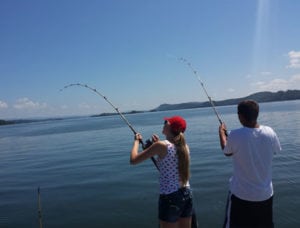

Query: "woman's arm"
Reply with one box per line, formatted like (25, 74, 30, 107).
(130, 133, 166, 165)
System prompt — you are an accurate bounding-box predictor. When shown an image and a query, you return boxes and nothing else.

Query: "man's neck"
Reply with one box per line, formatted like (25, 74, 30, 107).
(243, 122, 259, 128)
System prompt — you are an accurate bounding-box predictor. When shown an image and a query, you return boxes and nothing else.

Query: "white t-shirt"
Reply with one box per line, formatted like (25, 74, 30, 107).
(224, 125, 281, 201)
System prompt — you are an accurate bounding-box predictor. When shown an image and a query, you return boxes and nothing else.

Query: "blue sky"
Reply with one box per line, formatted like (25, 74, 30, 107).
(1, 0, 300, 119)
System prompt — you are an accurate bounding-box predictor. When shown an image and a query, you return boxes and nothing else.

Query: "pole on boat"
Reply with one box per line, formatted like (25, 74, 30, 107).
(60, 83, 159, 170)
(37, 187, 43, 228)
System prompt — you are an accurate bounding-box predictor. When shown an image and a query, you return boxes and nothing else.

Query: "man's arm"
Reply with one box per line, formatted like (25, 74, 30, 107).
(219, 123, 233, 156)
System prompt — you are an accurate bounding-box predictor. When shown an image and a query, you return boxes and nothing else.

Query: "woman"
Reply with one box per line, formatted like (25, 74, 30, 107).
(130, 116, 193, 228)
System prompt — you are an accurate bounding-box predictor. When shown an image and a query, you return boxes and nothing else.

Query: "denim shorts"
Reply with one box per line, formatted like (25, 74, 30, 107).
(159, 187, 193, 222)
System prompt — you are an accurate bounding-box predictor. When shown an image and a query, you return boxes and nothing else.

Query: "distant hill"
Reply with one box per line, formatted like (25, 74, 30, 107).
(1, 90, 299, 126)
(0, 117, 65, 126)
(151, 90, 300, 111)
(91, 110, 144, 117)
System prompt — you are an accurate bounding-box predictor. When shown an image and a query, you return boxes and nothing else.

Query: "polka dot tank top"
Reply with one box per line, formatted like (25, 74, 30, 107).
(157, 140, 189, 194)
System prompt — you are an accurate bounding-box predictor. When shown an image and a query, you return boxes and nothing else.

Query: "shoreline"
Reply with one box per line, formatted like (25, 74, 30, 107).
(1, 90, 299, 126)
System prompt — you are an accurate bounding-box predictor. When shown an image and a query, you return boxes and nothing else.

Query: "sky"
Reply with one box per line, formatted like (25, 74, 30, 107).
(1, 0, 300, 119)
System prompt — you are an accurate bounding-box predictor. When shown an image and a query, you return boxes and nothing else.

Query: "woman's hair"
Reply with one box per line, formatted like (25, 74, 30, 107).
(173, 132, 190, 185)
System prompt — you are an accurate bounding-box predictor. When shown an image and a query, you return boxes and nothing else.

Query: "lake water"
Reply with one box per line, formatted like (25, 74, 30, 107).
(0, 100, 299, 228)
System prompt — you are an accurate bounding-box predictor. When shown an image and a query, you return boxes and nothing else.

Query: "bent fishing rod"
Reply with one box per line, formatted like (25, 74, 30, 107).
(179, 58, 225, 125)
(60, 83, 159, 170)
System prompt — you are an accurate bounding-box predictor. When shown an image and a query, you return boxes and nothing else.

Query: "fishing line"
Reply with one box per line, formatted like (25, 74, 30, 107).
(179, 58, 224, 125)
(60, 83, 159, 170)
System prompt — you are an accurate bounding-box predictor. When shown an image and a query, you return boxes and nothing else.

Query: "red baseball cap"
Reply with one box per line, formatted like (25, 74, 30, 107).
(164, 116, 187, 133)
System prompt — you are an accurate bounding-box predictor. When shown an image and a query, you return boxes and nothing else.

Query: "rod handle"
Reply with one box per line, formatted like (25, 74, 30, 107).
(140, 138, 159, 171)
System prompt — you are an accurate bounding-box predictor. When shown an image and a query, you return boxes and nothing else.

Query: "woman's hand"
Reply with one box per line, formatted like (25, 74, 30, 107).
(151, 134, 159, 143)
(134, 133, 143, 141)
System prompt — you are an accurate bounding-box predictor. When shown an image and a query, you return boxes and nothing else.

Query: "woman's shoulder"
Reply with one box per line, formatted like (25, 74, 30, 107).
(151, 140, 168, 157)
(155, 140, 169, 147)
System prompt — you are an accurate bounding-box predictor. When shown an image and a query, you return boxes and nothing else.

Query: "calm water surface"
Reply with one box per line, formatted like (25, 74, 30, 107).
(0, 100, 299, 227)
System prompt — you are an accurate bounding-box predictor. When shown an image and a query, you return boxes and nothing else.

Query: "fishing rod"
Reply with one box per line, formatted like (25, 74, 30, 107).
(179, 58, 224, 125)
(60, 83, 159, 170)
(37, 187, 43, 228)
(178, 59, 215, 227)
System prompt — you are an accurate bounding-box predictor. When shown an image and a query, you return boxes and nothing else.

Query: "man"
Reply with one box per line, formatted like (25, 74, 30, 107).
(219, 100, 281, 228)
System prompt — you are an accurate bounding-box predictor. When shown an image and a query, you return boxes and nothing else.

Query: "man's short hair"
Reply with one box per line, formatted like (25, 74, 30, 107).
(238, 100, 259, 123)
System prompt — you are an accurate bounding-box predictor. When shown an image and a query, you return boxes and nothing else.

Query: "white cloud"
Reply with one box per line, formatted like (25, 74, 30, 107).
(290, 74, 300, 82)
(13, 97, 47, 110)
(60, 105, 68, 110)
(0, 100, 8, 109)
(287, 50, 300, 69)
(78, 103, 92, 109)
(260, 71, 272, 76)
(252, 74, 300, 91)
(78, 103, 97, 109)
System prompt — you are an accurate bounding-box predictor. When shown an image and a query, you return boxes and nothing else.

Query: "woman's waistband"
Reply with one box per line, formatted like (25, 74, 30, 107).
(160, 186, 191, 197)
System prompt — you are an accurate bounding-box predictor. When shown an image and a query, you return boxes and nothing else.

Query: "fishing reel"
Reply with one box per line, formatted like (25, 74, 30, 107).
(143, 138, 153, 149)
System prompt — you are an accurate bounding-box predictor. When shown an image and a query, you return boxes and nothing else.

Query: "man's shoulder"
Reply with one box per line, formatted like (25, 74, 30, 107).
(230, 127, 247, 134)
(259, 125, 276, 134)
